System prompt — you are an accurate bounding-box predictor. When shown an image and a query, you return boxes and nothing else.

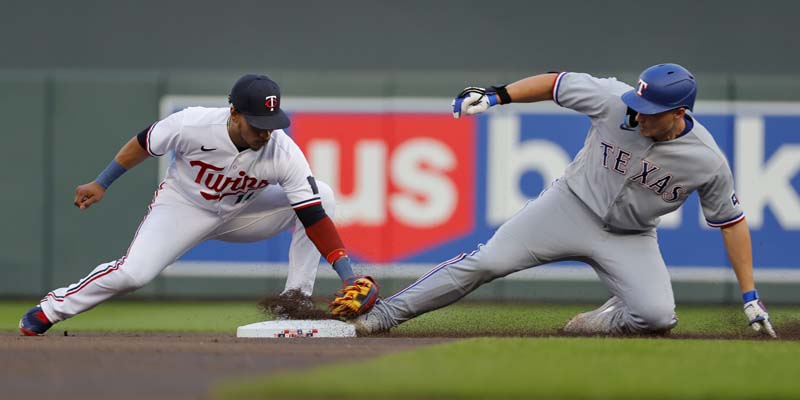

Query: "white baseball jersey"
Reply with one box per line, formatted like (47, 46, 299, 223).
(145, 106, 321, 216)
(39, 106, 335, 323)
(554, 72, 744, 231)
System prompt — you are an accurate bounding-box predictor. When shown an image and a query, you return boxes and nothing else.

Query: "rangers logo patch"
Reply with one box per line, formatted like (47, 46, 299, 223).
(731, 192, 740, 207)
(636, 79, 649, 96)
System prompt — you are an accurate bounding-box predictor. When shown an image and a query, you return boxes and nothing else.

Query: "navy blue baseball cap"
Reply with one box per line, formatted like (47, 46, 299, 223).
(228, 74, 290, 130)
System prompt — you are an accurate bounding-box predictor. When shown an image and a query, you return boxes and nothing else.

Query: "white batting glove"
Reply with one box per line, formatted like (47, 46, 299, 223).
(452, 87, 498, 119)
(742, 290, 777, 338)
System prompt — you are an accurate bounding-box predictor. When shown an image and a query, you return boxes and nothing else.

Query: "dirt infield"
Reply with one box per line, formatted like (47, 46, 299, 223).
(4, 321, 796, 400)
(382, 323, 800, 340)
(1, 332, 451, 400)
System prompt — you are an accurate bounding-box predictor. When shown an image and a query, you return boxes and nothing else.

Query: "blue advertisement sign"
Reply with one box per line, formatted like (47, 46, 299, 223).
(161, 98, 800, 271)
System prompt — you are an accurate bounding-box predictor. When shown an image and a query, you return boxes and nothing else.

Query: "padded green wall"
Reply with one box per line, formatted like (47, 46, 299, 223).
(0, 74, 47, 295)
(2, 70, 799, 302)
(47, 72, 162, 295)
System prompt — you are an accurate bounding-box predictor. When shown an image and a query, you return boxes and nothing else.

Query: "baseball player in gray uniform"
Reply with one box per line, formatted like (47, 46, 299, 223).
(19, 74, 378, 336)
(352, 63, 776, 337)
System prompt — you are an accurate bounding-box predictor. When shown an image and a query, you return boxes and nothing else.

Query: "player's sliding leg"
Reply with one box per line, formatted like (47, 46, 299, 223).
(564, 233, 677, 335)
(563, 295, 624, 334)
(353, 238, 533, 334)
(353, 181, 596, 335)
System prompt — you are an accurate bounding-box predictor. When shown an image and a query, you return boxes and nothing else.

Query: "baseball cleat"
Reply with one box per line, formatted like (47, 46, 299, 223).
(563, 313, 595, 334)
(348, 300, 392, 336)
(19, 305, 53, 336)
(349, 312, 383, 336)
(563, 296, 622, 334)
(563, 311, 594, 334)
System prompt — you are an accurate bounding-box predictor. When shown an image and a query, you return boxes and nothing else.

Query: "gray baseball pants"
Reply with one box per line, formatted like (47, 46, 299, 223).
(375, 180, 677, 334)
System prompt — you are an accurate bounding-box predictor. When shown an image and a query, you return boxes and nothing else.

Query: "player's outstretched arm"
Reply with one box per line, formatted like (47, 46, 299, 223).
(294, 206, 380, 318)
(721, 219, 777, 338)
(452, 73, 559, 119)
(74, 136, 150, 210)
(505, 73, 560, 103)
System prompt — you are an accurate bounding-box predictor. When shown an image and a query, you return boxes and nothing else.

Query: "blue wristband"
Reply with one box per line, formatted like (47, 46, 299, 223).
(95, 160, 127, 189)
(332, 256, 355, 281)
(487, 93, 499, 106)
(742, 289, 758, 303)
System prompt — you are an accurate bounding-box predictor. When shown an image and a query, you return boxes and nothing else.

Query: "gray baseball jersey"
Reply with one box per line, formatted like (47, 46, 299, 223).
(359, 72, 744, 335)
(555, 72, 743, 230)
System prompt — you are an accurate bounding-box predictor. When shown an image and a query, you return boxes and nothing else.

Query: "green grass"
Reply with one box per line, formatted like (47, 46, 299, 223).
(212, 302, 800, 400)
(216, 337, 800, 400)
(1, 300, 263, 333)
(391, 302, 800, 336)
(4, 300, 800, 336)
(5, 300, 800, 399)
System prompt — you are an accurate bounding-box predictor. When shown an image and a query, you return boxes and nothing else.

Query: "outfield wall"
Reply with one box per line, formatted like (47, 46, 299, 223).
(2, 70, 800, 304)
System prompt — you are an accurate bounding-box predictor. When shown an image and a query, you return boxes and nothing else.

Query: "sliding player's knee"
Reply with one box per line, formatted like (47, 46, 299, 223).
(631, 305, 678, 333)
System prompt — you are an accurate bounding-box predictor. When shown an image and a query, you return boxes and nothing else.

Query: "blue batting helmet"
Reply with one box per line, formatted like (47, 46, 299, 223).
(621, 63, 696, 114)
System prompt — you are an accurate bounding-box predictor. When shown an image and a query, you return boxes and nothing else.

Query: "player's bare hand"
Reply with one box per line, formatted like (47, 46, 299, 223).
(74, 181, 106, 210)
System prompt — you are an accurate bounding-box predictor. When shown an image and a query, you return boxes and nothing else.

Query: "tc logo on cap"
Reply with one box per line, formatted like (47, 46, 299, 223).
(229, 74, 291, 130)
(265, 95, 278, 111)
(636, 79, 649, 96)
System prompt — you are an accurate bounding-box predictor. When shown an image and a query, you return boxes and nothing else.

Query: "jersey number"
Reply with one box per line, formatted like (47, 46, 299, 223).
(235, 192, 256, 204)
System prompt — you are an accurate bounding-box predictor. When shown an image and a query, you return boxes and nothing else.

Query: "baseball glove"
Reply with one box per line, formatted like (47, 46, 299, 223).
(329, 275, 380, 319)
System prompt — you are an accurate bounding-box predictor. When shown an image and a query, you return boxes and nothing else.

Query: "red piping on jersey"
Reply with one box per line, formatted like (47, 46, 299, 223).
(145, 122, 159, 156)
(293, 200, 323, 210)
(718, 215, 746, 229)
(552, 72, 566, 105)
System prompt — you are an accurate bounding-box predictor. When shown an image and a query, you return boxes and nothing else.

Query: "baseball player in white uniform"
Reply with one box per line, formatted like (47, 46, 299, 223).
(352, 64, 776, 337)
(20, 74, 376, 336)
